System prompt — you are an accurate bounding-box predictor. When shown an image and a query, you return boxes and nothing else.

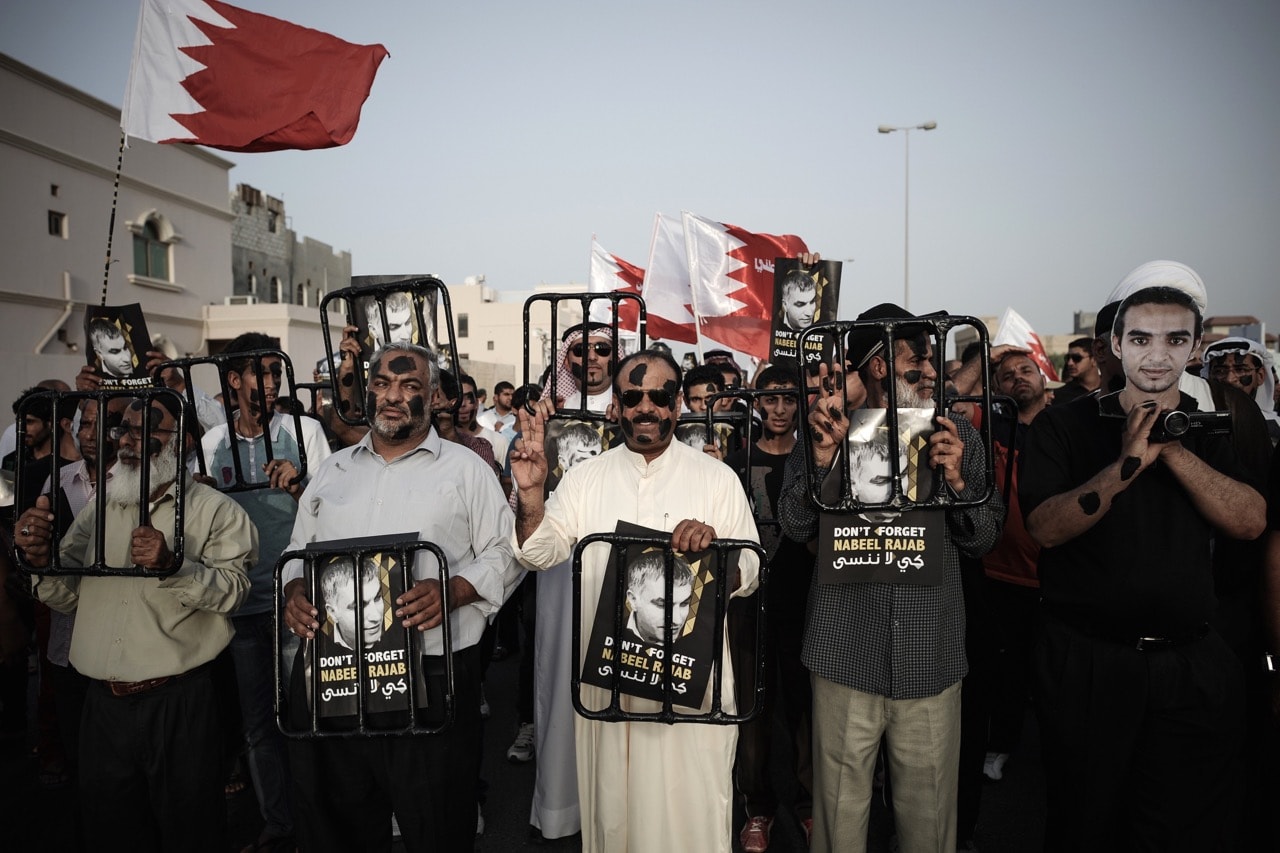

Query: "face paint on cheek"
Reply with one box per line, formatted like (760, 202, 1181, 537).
(407, 395, 426, 417)
(392, 425, 412, 440)
(387, 356, 416, 375)
(248, 388, 261, 412)
(339, 399, 351, 413)
(902, 370, 923, 385)
(569, 362, 586, 380)
(365, 392, 377, 416)
(628, 363, 648, 386)
(656, 419, 672, 439)
(1238, 375, 1254, 388)
(341, 372, 355, 387)
(147, 437, 163, 456)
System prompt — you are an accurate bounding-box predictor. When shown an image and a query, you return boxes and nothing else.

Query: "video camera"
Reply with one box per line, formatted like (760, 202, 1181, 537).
(1147, 409, 1232, 443)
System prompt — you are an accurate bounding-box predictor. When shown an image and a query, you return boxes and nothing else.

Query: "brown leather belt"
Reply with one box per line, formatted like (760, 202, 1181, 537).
(100, 661, 209, 697)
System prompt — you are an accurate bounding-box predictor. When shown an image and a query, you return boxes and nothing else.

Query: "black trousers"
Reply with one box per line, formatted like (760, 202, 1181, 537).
(79, 666, 226, 853)
(289, 644, 484, 853)
(1035, 617, 1244, 853)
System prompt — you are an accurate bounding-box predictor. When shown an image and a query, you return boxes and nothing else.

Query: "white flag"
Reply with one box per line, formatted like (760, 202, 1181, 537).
(640, 213, 698, 344)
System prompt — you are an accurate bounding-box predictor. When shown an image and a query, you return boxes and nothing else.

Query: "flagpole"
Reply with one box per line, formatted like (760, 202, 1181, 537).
(100, 130, 127, 306)
(681, 212, 707, 362)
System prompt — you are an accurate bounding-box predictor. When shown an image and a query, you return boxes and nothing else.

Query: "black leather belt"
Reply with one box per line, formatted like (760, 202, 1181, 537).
(1046, 610, 1210, 651)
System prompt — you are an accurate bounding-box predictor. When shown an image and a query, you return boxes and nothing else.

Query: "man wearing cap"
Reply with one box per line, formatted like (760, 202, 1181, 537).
(1201, 336, 1280, 445)
(779, 301, 1003, 853)
(1021, 282, 1266, 851)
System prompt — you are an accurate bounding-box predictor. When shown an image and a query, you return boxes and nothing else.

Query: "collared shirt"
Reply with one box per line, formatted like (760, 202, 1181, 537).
(283, 428, 520, 655)
(202, 412, 331, 615)
(778, 414, 1003, 700)
(34, 474, 255, 681)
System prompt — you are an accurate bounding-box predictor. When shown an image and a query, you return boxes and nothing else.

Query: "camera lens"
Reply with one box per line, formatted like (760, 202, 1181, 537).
(1161, 410, 1190, 437)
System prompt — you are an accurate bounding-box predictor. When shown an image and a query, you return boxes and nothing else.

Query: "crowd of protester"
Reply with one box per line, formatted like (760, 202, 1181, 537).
(1, 255, 1278, 853)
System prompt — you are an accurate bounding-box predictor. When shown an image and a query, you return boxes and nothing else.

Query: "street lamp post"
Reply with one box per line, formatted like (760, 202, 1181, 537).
(878, 121, 937, 311)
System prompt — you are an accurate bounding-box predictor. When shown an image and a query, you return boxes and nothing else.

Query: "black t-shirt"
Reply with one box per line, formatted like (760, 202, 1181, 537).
(726, 443, 813, 611)
(1020, 391, 1249, 636)
(1269, 443, 1280, 533)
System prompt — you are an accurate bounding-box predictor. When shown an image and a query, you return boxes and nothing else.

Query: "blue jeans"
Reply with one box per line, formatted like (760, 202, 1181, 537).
(230, 611, 294, 838)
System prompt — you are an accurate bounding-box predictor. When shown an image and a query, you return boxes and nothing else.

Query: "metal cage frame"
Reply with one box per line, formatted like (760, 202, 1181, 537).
(570, 532, 768, 726)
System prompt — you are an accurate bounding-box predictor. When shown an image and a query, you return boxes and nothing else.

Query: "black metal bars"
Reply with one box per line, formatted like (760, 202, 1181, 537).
(274, 539, 455, 739)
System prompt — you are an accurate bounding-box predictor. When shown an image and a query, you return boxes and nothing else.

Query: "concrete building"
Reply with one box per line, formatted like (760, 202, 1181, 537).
(0, 53, 349, 418)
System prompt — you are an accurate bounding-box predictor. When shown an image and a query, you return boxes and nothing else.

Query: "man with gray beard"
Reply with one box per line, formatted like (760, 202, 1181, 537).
(14, 395, 255, 852)
(778, 302, 1003, 853)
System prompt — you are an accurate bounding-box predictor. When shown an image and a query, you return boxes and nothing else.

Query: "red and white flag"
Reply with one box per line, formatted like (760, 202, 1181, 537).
(682, 211, 808, 360)
(122, 0, 388, 152)
(588, 238, 643, 334)
(992, 307, 1060, 381)
(640, 213, 698, 344)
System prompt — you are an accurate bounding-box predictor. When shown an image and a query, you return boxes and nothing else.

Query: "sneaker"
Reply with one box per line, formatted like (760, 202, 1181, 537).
(507, 722, 536, 763)
(479, 685, 491, 720)
(982, 751, 1009, 782)
(391, 814, 401, 839)
(802, 817, 813, 847)
(476, 806, 485, 836)
(739, 816, 774, 853)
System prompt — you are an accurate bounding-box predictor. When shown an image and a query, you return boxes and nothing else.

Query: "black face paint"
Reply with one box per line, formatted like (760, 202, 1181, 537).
(248, 387, 262, 415)
(628, 362, 648, 386)
(902, 370, 923, 385)
(339, 399, 351, 413)
(147, 437, 163, 456)
(392, 424, 412, 440)
(365, 392, 377, 417)
(1238, 375, 1254, 388)
(407, 395, 426, 417)
(1120, 456, 1140, 481)
(661, 379, 678, 409)
(569, 362, 586, 380)
(656, 419, 672, 438)
(1078, 492, 1101, 515)
(387, 356, 416, 375)
(341, 372, 355, 387)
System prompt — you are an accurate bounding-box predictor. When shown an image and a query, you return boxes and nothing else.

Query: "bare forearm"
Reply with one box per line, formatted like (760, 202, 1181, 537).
(1265, 533, 1280, 662)
(1162, 447, 1266, 540)
(514, 488, 546, 546)
(1026, 459, 1133, 548)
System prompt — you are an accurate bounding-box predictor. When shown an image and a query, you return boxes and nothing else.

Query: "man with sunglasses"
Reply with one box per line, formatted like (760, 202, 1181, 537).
(16, 394, 255, 852)
(1052, 338, 1101, 406)
(511, 349, 760, 853)
(1200, 336, 1279, 444)
(552, 323, 617, 412)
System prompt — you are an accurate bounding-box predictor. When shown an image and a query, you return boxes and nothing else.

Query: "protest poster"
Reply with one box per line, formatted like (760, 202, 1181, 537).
(769, 257, 841, 365)
(543, 418, 619, 497)
(580, 522, 723, 708)
(84, 304, 154, 389)
(815, 407, 947, 585)
(349, 275, 442, 367)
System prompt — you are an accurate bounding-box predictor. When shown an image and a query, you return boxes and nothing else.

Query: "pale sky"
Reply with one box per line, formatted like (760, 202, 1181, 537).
(3, 0, 1278, 339)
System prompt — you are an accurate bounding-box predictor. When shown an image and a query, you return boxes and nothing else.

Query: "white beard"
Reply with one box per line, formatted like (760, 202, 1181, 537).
(894, 376, 933, 409)
(107, 442, 180, 506)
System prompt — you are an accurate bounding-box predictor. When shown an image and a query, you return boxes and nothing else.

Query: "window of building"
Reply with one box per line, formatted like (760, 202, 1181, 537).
(296, 281, 308, 306)
(248, 273, 257, 295)
(268, 211, 279, 233)
(132, 217, 170, 280)
(50, 184, 60, 197)
(48, 211, 67, 238)
(272, 277, 283, 304)
(458, 314, 469, 338)
(487, 340, 494, 351)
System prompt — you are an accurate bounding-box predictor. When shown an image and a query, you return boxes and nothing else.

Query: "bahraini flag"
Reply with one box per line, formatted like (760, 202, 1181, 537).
(588, 238, 643, 335)
(682, 211, 807, 361)
(992, 307, 1060, 382)
(123, 0, 388, 152)
(641, 213, 698, 344)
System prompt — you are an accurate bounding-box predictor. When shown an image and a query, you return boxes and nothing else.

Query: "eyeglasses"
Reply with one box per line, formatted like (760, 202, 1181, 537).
(109, 423, 176, 442)
(569, 342, 613, 358)
(1065, 353, 1086, 363)
(619, 389, 675, 409)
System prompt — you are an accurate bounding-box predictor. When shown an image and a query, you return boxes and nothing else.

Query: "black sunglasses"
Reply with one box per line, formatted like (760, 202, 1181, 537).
(1065, 353, 1085, 363)
(619, 389, 675, 409)
(570, 342, 613, 358)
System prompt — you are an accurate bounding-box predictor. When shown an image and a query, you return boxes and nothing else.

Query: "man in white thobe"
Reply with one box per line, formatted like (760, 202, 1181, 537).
(512, 349, 759, 853)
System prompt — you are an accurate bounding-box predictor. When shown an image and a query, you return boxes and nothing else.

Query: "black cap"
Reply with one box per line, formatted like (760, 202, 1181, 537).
(846, 303, 940, 369)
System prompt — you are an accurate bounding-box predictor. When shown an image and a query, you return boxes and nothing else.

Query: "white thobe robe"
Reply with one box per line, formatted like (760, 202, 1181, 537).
(515, 439, 760, 853)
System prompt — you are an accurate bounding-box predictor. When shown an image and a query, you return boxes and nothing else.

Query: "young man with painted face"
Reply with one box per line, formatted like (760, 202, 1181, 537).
(1021, 283, 1266, 852)
(201, 331, 331, 851)
(777, 301, 1003, 853)
(510, 350, 760, 853)
(724, 363, 815, 852)
(16, 395, 255, 852)
(281, 342, 518, 852)
(456, 373, 510, 465)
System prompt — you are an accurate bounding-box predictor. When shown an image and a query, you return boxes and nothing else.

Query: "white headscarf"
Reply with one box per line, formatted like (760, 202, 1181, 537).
(543, 324, 616, 411)
(1106, 260, 1208, 317)
(1199, 336, 1279, 426)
